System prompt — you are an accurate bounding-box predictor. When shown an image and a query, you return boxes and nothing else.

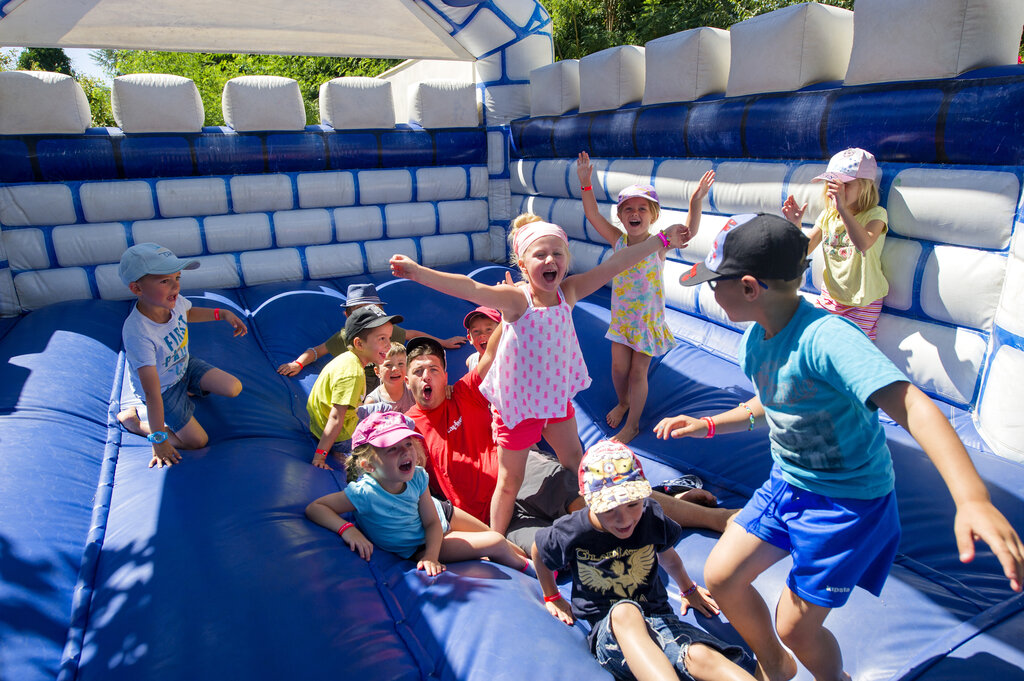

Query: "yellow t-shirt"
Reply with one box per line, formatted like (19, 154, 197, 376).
(816, 205, 888, 306)
(306, 351, 365, 442)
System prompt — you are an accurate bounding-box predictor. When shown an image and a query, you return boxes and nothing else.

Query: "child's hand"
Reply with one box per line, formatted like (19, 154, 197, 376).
(825, 180, 845, 211)
(681, 584, 720, 617)
(277, 361, 301, 376)
(660, 224, 689, 250)
(340, 526, 374, 561)
(445, 384, 454, 400)
(417, 558, 446, 576)
(954, 499, 1024, 592)
(312, 450, 332, 470)
(692, 169, 715, 202)
(782, 195, 808, 226)
(389, 254, 420, 281)
(149, 440, 182, 468)
(653, 414, 706, 440)
(544, 595, 575, 625)
(222, 310, 248, 337)
(440, 336, 468, 349)
(576, 151, 593, 186)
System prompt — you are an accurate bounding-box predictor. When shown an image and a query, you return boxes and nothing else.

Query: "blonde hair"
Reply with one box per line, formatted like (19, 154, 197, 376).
(824, 178, 879, 217)
(616, 197, 660, 227)
(384, 342, 406, 360)
(507, 213, 572, 276)
(346, 443, 376, 483)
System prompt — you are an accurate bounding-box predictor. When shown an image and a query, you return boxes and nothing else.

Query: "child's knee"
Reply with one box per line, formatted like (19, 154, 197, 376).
(225, 377, 242, 397)
(177, 432, 208, 449)
(683, 643, 720, 676)
(609, 602, 645, 633)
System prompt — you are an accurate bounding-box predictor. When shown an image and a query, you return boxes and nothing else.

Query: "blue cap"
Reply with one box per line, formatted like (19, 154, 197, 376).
(119, 243, 199, 286)
(345, 283, 383, 307)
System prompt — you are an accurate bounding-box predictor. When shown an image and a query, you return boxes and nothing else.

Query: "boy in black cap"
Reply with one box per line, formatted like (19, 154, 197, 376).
(306, 305, 402, 469)
(655, 213, 1023, 681)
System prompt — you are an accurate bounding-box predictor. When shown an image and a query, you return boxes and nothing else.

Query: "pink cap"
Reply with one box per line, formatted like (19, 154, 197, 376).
(617, 184, 660, 206)
(463, 306, 501, 330)
(813, 148, 879, 184)
(351, 412, 424, 449)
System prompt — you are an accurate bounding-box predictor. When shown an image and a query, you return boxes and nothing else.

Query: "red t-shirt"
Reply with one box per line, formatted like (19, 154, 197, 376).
(405, 370, 499, 523)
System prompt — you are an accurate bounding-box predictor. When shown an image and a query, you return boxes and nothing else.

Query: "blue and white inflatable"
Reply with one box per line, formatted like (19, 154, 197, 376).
(1, 1, 1023, 680)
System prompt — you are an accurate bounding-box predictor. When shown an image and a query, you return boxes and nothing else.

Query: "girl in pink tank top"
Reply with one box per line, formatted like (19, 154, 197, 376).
(390, 214, 690, 535)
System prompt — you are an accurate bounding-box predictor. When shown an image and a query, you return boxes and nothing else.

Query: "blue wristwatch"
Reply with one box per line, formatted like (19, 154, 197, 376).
(147, 431, 169, 444)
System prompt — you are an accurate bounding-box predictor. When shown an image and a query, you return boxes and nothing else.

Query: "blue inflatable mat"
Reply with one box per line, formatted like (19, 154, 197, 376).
(1, 262, 1022, 681)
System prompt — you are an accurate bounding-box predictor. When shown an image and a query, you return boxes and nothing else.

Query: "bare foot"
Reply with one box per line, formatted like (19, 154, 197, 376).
(611, 423, 640, 444)
(754, 651, 798, 681)
(676, 488, 718, 507)
(606, 404, 628, 428)
(117, 406, 146, 436)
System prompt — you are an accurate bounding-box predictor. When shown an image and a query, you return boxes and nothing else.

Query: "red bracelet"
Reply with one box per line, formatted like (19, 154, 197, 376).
(294, 360, 304, 370)
(213, 308, 221, 321)
(315, 448, 328, 458)
(337, 522, 354, 537)
(701, 416, 716, 439)
(682, 583, 698, 597)
(580, 185, 592, 192)
(543, 593, 563, 603)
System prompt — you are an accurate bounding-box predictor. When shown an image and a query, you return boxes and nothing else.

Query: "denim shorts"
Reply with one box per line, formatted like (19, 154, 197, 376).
(158, 357, 214, 432)
(591, 601, 749, 681)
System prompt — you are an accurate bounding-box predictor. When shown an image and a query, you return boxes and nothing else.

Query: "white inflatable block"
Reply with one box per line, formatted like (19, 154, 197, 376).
(421, 234, 471, 267)
(510, 160, 536, 195)
(131, 218, 203, 257)
(240, 249, 304, 286)
(222, 76, 306, 131)
(652, 159, 717, 209)
(182, 254, 241, 289)
(603, 159, 656, 200)
(53, 223, 127, 267)
(878, 238, 922, 312)
(357, 169, 412, 205)
(482, 82, 531, 126)
(111, 73, 204, 133)
(712, 162, 789, 216)
(230, 174, 294, 214)
(471, 231, 495, 261)
(385, 203, 437, 238)
(505, 32, 553, 81)
(438, 200, 488, 234)
(844, 0, 1024, 86)
(95, 263, 135, 300)
(454, 7, 516, 57)
(550, 199, 587, 242)
(319, 77, 395, 130)
(14, 268, 91, 309)
(366, 238, 415, 272)
(533, 159, 573, 198)
(519, 195, 554, 225)
(3, 228, 49, 270)
(334, 206, 384, 242)
(643, 27, 730, 105)
(0, 184, 76, 227)
(470, 166, 489, 198)
(273, 209, 333, 247)
(568, 240, 606, 274)
(875, 315, 986, 406)
(305, 243, 366, 279)
(409, 80, 479, 128)
(0, 270, 17, 316)
(886, 169, 1018, 250)
(530, 60, 580, 117)
(785, 163, 830, 225)
(726, 3, 854, 97)
(297, 171, 356, 209)
(0, 71, 91, 134)
(487, 130, 507, 175)
(81, 181, 155, 223)
(998, 250, 1024, 336)
(156, 178, 228, 218)
(920, 245, 1004, 330)
(495, 0, 539, 29)
(488, 178, 512, 222)
(203, 213, 272, 253)
(978, 344, 1024, 462)
(579, 46, 645, 113)
(416, 167, 469, 201)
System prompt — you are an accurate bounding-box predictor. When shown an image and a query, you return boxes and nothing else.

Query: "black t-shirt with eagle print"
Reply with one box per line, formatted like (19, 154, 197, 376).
(535, 499, 682, 644)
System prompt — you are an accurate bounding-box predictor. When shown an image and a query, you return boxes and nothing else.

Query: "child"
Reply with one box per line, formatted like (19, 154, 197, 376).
(306, 304, 402, 469)
(389, 214, 691, 535)
(462, 305, 501, 373)
(577, 151, 714, 443)
(782, 147, 888, 339)
(363, 342, 415, 413)
(532, 440, 755, 681)
(116, 243, 247, 469)
(305, 411, 529, 575)
(656, 213, 1024, 681)
(276, 282, 466, 393)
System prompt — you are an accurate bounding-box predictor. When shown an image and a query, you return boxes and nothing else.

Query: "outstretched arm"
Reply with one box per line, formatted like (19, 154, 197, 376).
(390, 255, 528, 320)
(404, 329, 467, 349)
(576, 151, 621, 246)
(305, 491, 374, 560)
(653, 397, 764, 440)
(679, 170, 714, 246)
(872, 381, 1024, 592)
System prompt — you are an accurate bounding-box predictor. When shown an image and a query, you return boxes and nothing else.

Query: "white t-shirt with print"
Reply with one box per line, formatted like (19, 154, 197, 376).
(123, 296, 192, 398)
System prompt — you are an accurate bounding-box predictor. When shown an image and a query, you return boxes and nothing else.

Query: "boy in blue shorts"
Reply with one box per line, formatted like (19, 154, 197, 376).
(655, 213, 1024, 681)
(117, 243, 247, 468)
(533, 440, 755, 681)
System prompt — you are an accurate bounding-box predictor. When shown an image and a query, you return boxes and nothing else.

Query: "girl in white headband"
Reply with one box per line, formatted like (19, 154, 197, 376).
(390, 214, 690, 535)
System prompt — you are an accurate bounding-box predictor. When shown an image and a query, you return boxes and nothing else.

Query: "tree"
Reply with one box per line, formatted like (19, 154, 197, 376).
(16, 47, 74, 75)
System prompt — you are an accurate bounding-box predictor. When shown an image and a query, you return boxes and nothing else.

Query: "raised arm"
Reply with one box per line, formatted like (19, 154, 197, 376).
(828, 181, 885, 252)
(474, 318, 504, 380)
(680, 170, 714, 245)
(576, 151, 621, 246)
(390, 255, 528, 320)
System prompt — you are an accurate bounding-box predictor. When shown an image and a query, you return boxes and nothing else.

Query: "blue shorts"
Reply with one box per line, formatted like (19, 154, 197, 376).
(735, 464, 900, 608)
(591, 601, 750, 681)
(158, 357, 215, 432)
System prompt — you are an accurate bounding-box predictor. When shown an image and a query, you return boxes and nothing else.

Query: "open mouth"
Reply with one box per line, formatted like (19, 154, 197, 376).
(542, 270, 557, 283)
(422, 384, 433, 401)
(398, 459, 414, 473)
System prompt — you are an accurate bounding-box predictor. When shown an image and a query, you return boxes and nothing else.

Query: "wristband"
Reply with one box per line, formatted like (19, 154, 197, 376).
(701, 416, 716, 439)
(543, 593, 564, 603)
(309, 346, 318, 360)
(681, 583, 698, 597)
(740, 402, 755, 431)
(294, 360, 304, 370)
(314, 448, 328, 458)
(337, 522, 354, 537)
(580, 185, 592, 192)
(213, 308, 221, 321)
(657, 231, 670, 248)
(147, 430, 168, 444)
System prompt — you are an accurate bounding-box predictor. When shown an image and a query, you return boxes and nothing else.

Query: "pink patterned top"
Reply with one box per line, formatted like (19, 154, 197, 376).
(480, 286, 591, 429)
(606, 235, 676, 357)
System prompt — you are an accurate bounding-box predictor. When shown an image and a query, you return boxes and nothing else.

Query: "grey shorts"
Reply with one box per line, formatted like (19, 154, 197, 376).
(158, 357, 214, 432)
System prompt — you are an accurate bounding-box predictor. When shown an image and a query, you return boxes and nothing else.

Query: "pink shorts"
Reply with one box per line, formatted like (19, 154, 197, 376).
(493, 402, 576, 451)
(816, 292, 883, 340)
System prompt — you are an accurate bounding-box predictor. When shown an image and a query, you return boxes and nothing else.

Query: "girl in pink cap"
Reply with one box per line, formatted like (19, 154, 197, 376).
(577, 151, 714, 443)
(305, 411, 527, 575)
(782, 147, 889, 340)
(389, 213, 691, 536)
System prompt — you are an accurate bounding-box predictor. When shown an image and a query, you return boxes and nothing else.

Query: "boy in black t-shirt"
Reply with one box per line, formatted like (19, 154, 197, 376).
(532, 441, 754, 681)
